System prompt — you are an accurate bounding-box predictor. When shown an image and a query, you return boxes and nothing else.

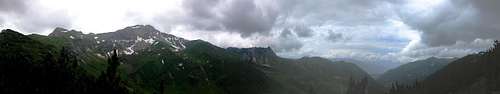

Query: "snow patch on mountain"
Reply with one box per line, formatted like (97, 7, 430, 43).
(49, 25, 192, 55)
(136, 36, 143, 42)
(164, 37, 187, 51)
(144, 38, 154, 44)
(125, 44, 135, 55)
(95, 53, 105, 58)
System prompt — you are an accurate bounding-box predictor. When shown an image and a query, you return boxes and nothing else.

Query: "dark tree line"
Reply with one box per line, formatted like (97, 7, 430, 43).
(387, 80, 422, 94)
(96, 49, 128, 93)
(346, 77, 368, 94)
(0, 46, 127, 93)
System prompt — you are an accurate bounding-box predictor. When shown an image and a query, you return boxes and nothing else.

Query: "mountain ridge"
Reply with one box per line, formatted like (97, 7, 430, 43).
(47, 25, 189, 55)
(387, 41, 500, 94)
(0, 25, 386, 94)
(377, 57, 456, 87)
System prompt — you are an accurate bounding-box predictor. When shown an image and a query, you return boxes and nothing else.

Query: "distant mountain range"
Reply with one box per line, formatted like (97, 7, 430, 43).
(0, 25, 385, 94)
(331, 58, 396, 78)
(387, 42, 500, 94)
(377, 57, 456, 87)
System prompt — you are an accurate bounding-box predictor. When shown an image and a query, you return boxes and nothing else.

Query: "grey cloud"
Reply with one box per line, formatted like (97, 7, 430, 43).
(181, 0, 393, 38)
(271, 37, 304, 52)
(221, 0, 279, 37)
(280, 0, 391, 26)
(279, 26, 314, 38)
(172, 0, 499, 67)
(181, 0, 221, 31)
(280, 28, 293, 38)
(397, 0, 500, 47)
(182, 0, 220, 19)
(182, 0, 279, 37)
(0, 0, 30, 14)
(292, 26, 314, 38)
(0, 0, 71, 33)
(326, 31, 343, 42)
(271, 28, 304, 52)
(19, 12, 72, 33)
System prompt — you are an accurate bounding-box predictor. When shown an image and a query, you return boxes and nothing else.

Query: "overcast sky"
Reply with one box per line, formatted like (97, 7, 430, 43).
(1, 0, 498, 67)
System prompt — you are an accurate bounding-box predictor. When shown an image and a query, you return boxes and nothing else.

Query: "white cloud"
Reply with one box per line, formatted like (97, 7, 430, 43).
(37, 0, 184, 34)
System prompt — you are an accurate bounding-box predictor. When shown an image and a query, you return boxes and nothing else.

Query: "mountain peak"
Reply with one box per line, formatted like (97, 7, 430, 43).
(1, 29, 32, 42)
(130, 24, 154, 29)
(226, 47, 279, 65)
(1, 29, 22, 35)
(1, 29, 25, 38)
(422, 57, 457, 62)
(48, 27, 83, 37)
(227, 47, 278, 57)
(299, 56, 333, 63)
(427, 57, 439, 60)
(48, 27, 68, 36)
(118, 25, 159, 33)
(54, 27, 69, 32)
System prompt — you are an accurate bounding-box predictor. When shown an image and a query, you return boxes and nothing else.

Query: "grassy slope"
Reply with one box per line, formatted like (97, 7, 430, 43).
(30, 34, 108, 78)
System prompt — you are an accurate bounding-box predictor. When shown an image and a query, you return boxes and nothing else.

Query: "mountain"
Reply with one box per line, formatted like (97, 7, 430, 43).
(0, 29, 127, 93)
(377, 57, 456, 87)
(388, 41, 500, 94)
(226, 47, 278, 67)
(0, 25, 385, 94)
(228, 48, 386, 94)
(45, 25, 276, 94)
(48, 25, 188, 55)
(332, 58, 393, 78)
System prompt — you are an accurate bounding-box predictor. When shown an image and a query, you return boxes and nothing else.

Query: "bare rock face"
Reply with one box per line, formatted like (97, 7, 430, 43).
(226, 47, 278, 66)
